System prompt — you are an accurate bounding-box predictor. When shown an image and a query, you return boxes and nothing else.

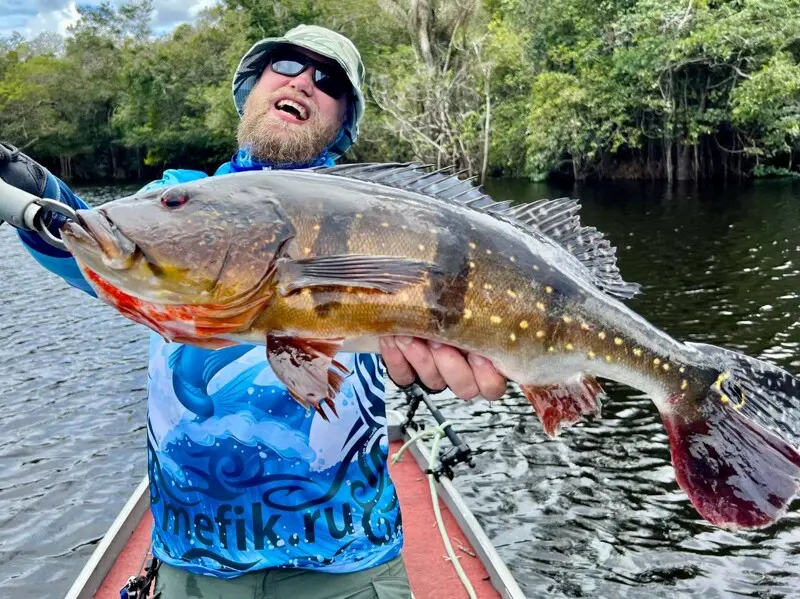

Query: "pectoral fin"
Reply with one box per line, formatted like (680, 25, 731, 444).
(266, 333, 349, 420)
(521, 375, 605, 437)
(276, 254, 431, 295)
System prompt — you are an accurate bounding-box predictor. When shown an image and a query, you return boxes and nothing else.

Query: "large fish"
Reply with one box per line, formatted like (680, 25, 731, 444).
(59, 163, 800, 530)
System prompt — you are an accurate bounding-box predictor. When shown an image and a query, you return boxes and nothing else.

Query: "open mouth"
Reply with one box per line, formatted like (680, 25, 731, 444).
(274, 98, 309, 122)
(61, 210, 138, 270)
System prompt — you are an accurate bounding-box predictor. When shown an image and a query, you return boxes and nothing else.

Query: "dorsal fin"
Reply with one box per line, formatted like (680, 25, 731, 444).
(315, 163, 640, 300)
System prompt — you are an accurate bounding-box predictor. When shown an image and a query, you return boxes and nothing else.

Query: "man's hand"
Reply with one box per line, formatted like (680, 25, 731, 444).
(379, 336, 507, 401)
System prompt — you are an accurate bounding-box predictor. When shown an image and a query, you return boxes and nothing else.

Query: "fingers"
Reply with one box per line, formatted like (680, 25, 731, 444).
(390, 336, 447, 391)
(379, 336, 508, 401)
(428, 342, 480, 400)
(466, 353, 507, 400)
(379, 337, 417, 387)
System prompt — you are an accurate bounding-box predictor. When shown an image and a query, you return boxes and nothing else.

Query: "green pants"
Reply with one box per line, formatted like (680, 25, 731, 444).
(152, 556, 412, 599)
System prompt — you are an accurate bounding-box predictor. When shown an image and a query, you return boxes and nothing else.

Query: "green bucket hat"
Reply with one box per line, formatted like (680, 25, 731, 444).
(232, 24, 365, 158)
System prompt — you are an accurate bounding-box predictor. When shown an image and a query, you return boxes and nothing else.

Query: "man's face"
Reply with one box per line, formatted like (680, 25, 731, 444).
(237, 46, 349, 165)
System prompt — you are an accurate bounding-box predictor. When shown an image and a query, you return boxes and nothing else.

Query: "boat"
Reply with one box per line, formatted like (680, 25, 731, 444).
(65, 388, 526, 599)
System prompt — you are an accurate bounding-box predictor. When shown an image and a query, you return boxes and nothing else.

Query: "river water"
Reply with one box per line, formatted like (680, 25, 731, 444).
(0, 178, 798, 598)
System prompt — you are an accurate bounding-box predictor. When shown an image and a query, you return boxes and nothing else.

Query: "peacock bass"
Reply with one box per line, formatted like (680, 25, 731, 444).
(59, 163, 800, 531)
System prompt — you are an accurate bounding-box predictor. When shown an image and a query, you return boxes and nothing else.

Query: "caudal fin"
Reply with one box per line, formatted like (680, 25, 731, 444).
(663, 342, 800, 529)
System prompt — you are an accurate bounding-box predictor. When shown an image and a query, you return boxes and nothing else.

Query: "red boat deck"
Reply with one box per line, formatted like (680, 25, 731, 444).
(95, 440, 499, 598)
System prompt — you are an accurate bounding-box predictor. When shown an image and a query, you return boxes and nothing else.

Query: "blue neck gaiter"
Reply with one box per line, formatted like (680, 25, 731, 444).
(215, 147, 337, 176)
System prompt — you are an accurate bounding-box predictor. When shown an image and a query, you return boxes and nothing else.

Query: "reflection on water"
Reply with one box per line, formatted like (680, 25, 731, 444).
(0, 178, 798, 598)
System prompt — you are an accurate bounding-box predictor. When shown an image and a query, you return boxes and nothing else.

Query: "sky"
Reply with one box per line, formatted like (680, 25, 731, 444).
(1, 0, 218, 40)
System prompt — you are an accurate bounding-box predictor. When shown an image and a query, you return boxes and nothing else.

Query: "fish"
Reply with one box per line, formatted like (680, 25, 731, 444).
(58, 162, 800, 531)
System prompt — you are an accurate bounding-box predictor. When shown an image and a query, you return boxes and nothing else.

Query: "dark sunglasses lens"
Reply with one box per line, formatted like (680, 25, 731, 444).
(271, 58, 305, 76)
(314, 70, 348, 99)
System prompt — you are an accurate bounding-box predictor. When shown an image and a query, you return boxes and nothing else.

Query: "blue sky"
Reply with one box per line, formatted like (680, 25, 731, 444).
(1, 0, 217, 39)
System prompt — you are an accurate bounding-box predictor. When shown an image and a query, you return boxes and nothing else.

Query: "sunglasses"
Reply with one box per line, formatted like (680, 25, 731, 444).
(269, 49, 350, 99)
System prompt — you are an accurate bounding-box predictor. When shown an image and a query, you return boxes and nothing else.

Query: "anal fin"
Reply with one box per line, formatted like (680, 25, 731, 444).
(266, 334, 349, 421)
(520, 375, 604, 437)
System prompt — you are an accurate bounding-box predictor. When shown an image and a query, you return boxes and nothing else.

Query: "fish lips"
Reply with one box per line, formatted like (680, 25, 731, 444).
(62, 209, 138, 270)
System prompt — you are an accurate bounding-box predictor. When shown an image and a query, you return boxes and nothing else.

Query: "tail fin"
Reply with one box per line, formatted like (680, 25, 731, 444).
(663, 342, 800, 530)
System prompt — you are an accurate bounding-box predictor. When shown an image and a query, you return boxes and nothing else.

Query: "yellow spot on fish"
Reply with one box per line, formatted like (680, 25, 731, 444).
(301, 288, 311, 296)
(588, 351, 596, 359)
(633, 348, 643, 357)
(519, 321, 529, 329)
(469, 261, 476, 269)
(486, 249, 492, 255)
(381, 222, 389, 228)
(662, 363, 671, 371)
(545, 286, 553, 294)
(418, 244, 426, 251)
(304, 247, 312, 255)
(679, 366, 686, 373)
(598, 332, 606, 340)
(548, 346, 555, 352)
(614, 337, 623, 346)
(681, 380, 688, 390)
(463, 308, 473, 319)
(536, 302, 546, 312)
(581, 323, 591, 331)
(355, 213, 363, 219)
(469, 242, 477, 249)
(562, 315, 572, 324)
(605, 355, 613, 362)
(565, 343, 574, 351)
(533, 265, 540, 271)
(510, 256, 516, 263)
(536, 330, 545, 338)
(507, 290, 517, 298)
(468, 281, 474, 289)
(490, 315, 502, 324)
(484, 283, 493, 290)
(509, 332, 517, 342)
(313, 224, 320, 231)
(653, 358, 661, 366)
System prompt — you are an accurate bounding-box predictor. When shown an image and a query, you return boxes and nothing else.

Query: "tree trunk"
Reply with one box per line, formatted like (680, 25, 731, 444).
(665, 140, 674, 184)
(411, 0, 434, 67)
(480, 64, 491, 185)
(677, 143, 691, 181)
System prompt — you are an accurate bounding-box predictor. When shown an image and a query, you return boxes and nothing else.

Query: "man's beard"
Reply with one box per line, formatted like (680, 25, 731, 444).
(237, 88, 341, 166)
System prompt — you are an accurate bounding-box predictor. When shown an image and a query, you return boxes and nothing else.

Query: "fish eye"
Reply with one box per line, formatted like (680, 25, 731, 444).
(161, 191, 189, 208)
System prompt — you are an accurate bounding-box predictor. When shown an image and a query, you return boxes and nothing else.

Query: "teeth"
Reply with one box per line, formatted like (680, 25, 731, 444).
(276, 99, 308, 120)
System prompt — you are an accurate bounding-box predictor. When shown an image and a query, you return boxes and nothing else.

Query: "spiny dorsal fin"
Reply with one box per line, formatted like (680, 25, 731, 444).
(315, 163, 640, 300)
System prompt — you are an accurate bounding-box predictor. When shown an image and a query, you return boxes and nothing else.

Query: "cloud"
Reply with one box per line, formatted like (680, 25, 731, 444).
(1, 0, 217, 40)
(0, 1, 80, 38)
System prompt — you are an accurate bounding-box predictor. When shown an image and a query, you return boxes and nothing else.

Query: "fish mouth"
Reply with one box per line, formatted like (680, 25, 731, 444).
(61, 209, 138, 270)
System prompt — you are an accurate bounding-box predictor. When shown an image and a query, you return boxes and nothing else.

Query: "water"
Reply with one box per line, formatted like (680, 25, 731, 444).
(0, 178, 798, 598)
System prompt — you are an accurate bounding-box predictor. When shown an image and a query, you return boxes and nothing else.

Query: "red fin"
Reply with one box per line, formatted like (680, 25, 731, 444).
(663, 394, 800, 529)
(520, 376, 604, 437)
(266, 334, 348, 419)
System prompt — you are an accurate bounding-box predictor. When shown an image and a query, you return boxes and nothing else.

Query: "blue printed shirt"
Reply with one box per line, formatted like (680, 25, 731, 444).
(18, 154, 403, 577)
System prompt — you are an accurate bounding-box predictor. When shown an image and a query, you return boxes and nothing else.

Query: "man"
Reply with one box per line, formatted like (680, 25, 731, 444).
(1, 25, 506, 598)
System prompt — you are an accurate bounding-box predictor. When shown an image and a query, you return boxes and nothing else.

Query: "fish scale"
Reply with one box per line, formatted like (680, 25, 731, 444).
(60, 162, 800, 532)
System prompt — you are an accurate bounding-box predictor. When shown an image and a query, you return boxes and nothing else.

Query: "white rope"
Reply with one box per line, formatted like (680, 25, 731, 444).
(392, 422, 478, 599)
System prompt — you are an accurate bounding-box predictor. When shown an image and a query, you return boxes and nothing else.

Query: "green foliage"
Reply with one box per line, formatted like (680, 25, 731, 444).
(0, 0, 798, 181)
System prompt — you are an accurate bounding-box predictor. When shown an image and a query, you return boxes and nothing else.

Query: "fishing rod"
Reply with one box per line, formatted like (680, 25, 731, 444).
(400, 383, 476, 481)
(0, 176, 76, 250)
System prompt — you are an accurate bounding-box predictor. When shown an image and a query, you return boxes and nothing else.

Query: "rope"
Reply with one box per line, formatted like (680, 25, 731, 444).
(392, 422, 478, 599)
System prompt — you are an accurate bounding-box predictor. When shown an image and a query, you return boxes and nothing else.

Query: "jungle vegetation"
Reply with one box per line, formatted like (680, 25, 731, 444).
(1, 0, 799, 183)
